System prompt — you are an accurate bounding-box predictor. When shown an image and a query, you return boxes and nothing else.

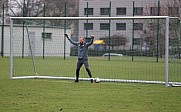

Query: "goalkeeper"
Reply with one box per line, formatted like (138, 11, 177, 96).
(65, 34, 94, 83)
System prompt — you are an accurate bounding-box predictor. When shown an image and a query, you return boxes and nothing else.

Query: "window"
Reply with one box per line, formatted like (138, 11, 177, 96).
(133, 38, 142, 45)
(100, 8, 110, 15)
(42, 33, 52, 40)
(84, 8, 93, 15)
(117, 8, 126, 15)
(84, 23, 93, 30)
(100, 23, 110, 30)
(116, 23, 126, 30)
(134, 7, 143, 15)
(150, 7, 160, 16)
(168, 7, 179, 16)
(133, 23, 143, 30)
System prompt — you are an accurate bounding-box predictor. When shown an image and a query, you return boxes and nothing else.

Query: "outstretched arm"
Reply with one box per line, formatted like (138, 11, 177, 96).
(65, 34, 78, 46)
(87, 35, 94, 46)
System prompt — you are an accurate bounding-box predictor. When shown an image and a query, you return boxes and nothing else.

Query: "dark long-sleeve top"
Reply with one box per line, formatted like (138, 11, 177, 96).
(68, 38, 94, 60)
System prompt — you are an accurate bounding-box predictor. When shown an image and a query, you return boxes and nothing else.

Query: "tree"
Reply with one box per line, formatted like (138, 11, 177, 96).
(9, 0, 44, 17)
(0, 0, 9, 24)
(9, 0, 78, 19)
(44, 0, 78, 17)
(9, 0, 79, 34)
(100, 35, 128, 50)
(141, 0, 181, 57)
(43, 0, 78, 26)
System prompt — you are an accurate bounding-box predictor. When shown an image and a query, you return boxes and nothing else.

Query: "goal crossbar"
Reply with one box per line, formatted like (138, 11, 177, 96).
(10, 16, 174, 20)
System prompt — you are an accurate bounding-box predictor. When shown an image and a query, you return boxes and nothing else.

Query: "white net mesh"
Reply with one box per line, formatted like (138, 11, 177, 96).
(10, 17, 181, 85)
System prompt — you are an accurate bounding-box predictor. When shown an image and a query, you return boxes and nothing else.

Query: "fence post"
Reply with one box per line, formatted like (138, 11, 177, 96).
(22, 0, 26, 58)
(86, 2, 89, 40)
(156, 0, 160, 62)
(179, 21, 181, 59)
(1, 2, 4, 57)
(108, 1, 111, 61)
(176, 19, 181, 59)
(42, 3, 45, 59)
(132, 1, 135, 61)
(64, 3, 67, 60)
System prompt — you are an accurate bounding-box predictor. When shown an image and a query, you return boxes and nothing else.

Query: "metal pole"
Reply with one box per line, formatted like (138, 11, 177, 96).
(25, 24, 37, 76)
(22, 24, 24, 58)
(132, 1, 135, 61)
(64, 3, 67, 60)
(43, 3, 45, 59)
(108, 1, 111, 61)
(22, 0, 25, 58)
(176, 19, 180, 59)
(165, 17, 169, 87)
(86, 2, 88, 39)
(179, 21, 181, 59)
(1, 2, 4, 57)
(156, 0, 160, 62)
(10, 19, 13, 79)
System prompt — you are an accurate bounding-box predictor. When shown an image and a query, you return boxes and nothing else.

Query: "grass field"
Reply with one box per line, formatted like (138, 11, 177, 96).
(1, 57, 181, 112)
(12, 56, 181, 82)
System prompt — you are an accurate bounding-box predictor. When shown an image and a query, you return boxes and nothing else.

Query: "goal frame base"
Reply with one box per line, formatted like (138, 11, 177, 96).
(11, 76, 181, 86)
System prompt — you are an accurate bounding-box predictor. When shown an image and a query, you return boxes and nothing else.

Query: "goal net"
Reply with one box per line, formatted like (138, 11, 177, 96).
(10, 16, 181, 86)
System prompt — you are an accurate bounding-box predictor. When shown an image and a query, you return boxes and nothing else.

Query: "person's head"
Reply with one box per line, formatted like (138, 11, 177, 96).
(79, 37, 85, 44)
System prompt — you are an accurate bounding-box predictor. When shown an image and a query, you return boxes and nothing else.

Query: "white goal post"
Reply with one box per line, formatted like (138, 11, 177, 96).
(9, 16, 180, 87)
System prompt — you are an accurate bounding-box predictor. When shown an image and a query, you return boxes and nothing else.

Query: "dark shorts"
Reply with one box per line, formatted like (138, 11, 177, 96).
(76, 59, 89, 69)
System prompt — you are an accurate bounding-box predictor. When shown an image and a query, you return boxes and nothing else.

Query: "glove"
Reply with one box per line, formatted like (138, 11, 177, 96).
(90, 35, 94, 39)
(64, 34, 69, 39)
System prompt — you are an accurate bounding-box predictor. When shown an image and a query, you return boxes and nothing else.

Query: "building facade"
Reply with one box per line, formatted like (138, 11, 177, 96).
(78, 0, 180, 50)
(0, 25, 71, 56)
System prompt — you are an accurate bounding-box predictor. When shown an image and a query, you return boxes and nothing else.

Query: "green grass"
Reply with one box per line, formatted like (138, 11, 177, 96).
(1, 57, 181, 112)
(13, 56, 181, 82)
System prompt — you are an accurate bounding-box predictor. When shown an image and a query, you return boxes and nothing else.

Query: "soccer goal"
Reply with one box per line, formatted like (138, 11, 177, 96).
(10, 16, 181, 87)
